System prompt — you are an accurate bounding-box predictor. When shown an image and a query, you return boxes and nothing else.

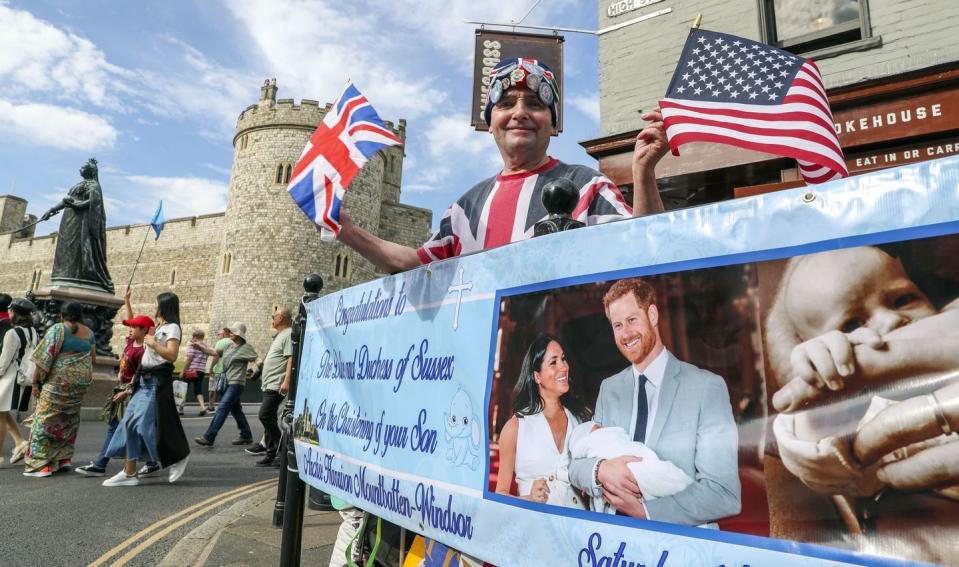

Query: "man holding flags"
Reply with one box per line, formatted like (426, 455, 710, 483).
(287, 59, 669, 274)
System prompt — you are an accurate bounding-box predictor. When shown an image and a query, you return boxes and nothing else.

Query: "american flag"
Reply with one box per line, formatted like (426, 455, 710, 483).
(660, 29, 848, 184)
(287, 82, 402, 234)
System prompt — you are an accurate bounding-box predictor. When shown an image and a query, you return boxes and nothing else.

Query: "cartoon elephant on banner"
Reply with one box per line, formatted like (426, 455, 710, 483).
(444, 388, 481, 470)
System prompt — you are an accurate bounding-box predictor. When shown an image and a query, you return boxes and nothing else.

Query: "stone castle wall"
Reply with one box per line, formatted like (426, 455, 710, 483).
(0, 214, 223, 355)
(0, 79, 432, 358)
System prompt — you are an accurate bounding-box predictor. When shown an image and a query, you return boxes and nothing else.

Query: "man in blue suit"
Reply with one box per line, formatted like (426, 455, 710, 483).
(570, 278, 741, 527)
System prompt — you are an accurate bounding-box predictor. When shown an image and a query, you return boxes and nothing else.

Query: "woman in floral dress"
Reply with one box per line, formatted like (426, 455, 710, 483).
(23, 301, 96, 477)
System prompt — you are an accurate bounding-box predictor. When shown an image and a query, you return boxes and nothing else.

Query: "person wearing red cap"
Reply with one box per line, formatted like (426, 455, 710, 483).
(76, 289, 158, 477)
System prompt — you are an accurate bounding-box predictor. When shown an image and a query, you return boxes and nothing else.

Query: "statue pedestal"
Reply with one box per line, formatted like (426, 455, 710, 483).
(29, 286, 124, 357)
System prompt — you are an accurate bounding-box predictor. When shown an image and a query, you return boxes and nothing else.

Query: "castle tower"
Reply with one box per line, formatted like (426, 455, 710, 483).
(208, 80, 400, 354)
(0, 195, 28, 235)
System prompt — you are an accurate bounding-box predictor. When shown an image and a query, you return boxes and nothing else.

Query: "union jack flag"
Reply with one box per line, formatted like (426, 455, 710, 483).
(287, 81, 402, 234)
(660, 28, 848, 185)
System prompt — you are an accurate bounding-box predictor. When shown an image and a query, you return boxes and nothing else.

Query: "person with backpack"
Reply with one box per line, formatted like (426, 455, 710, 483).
(0, 297, 38, 466)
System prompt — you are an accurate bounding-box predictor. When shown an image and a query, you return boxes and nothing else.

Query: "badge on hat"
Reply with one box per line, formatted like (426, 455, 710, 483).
(538, 82, 554, 106)
(489, 80, 504, 105)
(526, 73, 541, 92)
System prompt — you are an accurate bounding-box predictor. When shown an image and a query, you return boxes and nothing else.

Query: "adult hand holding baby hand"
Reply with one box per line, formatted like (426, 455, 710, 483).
(854, 382, 959, 492)
(773, 328, 885, 413)
(527, 478, 550, 503)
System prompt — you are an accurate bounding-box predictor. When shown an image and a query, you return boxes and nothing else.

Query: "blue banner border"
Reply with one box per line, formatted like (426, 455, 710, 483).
(480, 218, 959, 567)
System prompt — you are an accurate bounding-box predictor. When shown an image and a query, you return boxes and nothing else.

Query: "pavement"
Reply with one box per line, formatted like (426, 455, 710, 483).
(158, 484, 342, 567)
(0, 403, 341, 567)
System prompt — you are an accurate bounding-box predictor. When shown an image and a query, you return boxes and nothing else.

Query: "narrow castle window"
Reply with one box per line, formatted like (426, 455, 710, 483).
(275, 164, 284, 184)
(222, 252, 232, 275)
(343, 256, 350, 278)
(284, 164, 292, 184)
(334, 255, 342, 277)
(170, 268, 177, 286)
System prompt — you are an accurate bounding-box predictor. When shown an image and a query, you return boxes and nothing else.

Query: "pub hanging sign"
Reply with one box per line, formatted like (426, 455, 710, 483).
(471, 29, 564, 133)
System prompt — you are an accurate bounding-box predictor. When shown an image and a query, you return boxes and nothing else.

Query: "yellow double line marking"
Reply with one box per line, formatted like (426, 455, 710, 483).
(89, 477, 279, 567)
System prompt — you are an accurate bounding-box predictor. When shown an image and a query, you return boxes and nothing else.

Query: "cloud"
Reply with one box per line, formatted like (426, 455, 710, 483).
(0, 4, 130, 107)
(0, 99, 117, 150)
(0, 5, 253, 142)
(120, 175, 229, 219)
(224, 0, 448, 120)
(402, 112, 501, 191)
(423, 113, 497, 161)
(388, 0, 581, 67)
(567, 94, 600, 124)
(132, 35, 255, 133)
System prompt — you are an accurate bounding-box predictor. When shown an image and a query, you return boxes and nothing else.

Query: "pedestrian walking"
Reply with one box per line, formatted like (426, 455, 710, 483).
(180, 329, 210, 416)
(76, 289, 159, 477)
(250, 306, 292, 466)
(205, 327, 234, 412)
(0, 298, 38, 466)
(23, 301, 96, 477)
(195, 322, 256, 447)
(102, 292, 190, 486)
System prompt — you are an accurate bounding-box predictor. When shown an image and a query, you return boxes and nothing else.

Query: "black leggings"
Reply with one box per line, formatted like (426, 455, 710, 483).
(184, 372, 206, 398)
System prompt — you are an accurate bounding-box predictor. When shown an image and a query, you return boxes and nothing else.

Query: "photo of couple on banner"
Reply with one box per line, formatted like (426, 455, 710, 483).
(488, 232, 959, 564)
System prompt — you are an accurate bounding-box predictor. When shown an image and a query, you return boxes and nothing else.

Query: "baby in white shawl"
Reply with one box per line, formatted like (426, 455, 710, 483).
(569, 421, 692, 508)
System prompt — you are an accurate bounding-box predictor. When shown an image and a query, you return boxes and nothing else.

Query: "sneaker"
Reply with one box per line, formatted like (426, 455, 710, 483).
(75, 463, 107, 477)
(245, 443, 267, 455)
(138, 462, 162, 477)
(255, 455, 278, 467)
(194, 436, 213, 447)
(199, 408, 208, 417)
(231, 437, 253, 446)
(57, 459, 72, 471)
(102, 470, 139, 487)
(10, 440, 28, 464)
(23, 466, 52, 478)
(168, 455, 189, 483)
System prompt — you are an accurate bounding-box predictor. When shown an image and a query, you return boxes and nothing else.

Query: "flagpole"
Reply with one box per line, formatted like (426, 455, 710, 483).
(693, 13, 703, 28)
(126, 225, 151, 292)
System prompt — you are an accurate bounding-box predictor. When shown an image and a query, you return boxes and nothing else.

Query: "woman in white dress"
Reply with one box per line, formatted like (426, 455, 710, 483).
(495, 333, 590, 509)
(0, 298, 38, 465)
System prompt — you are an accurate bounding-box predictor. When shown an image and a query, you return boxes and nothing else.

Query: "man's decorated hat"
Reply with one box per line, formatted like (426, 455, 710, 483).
(483, 58, 559, 127)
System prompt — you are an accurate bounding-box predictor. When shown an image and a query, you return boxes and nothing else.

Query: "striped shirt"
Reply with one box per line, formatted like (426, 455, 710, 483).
(417, 158, 631, 263)
(185, 344, 209, 373)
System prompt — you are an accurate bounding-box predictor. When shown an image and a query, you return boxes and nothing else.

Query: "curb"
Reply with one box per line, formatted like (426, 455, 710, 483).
(158, 484, 277, 567)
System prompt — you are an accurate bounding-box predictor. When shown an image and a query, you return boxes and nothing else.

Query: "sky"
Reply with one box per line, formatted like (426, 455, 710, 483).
(0, 0, 606, 235)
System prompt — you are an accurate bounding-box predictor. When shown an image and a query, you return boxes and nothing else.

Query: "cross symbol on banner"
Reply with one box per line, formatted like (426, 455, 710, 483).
(447, 267, 473, 331)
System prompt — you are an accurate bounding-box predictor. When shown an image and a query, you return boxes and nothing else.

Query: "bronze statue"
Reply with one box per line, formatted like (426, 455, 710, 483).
(40, 158, 114, 294)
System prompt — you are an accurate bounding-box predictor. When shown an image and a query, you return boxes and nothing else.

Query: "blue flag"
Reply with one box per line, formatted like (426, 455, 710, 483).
(150, 201, 164, 240)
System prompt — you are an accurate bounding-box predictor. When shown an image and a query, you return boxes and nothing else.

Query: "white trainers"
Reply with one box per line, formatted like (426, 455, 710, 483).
(102, 470, 139, 487)
(168, 455, 189, 483)
(10, 440, 28, 464)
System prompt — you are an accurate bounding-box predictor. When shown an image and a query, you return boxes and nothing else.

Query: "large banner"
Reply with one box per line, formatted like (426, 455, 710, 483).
(295, 156, 959, 566)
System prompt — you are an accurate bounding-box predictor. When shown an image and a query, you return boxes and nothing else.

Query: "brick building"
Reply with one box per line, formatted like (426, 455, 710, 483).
(0, 80, 432, 357)
(585, 0, 959, 205)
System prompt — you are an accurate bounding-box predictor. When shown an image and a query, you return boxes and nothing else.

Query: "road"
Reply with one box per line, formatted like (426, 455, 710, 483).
(0, 406, 281, 567)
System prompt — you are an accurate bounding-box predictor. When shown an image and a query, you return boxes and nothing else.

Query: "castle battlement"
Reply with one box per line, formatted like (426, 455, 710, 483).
(234, 79, 407, 144)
